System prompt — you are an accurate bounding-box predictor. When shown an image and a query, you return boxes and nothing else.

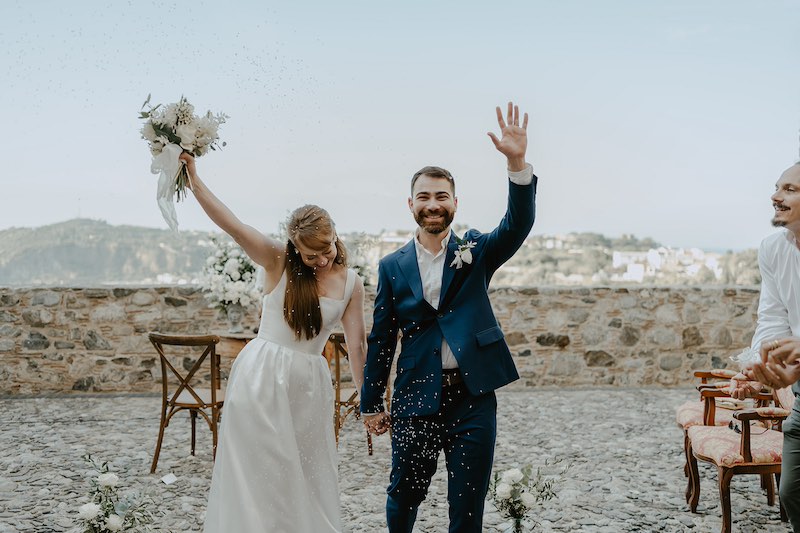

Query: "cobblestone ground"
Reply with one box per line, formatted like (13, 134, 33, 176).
(0, 388, 792, 533)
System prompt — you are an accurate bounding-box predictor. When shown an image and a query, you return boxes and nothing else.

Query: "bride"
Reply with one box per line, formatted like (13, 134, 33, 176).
(179, 154, 366, 532)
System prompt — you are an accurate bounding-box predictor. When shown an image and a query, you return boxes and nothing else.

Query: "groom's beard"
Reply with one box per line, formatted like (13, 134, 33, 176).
(415, 208, 454, 235)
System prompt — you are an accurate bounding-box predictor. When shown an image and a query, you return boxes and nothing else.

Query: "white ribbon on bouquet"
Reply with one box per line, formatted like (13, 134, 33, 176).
(150, 143, 184, 232)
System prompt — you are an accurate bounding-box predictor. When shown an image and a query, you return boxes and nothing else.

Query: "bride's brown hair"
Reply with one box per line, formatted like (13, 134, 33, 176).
(284, 205, 347, 340)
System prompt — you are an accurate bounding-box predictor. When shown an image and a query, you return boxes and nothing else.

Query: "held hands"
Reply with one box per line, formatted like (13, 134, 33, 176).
(487, 101, 528, 172)
(363, 412, 391, 436)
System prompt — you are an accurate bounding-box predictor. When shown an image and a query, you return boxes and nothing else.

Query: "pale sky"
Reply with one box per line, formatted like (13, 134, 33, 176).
(1, 0, 798, 251)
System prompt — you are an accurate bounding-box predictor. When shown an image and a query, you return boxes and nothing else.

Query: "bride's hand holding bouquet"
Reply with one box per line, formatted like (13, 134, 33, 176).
(139, 95, 227, 231)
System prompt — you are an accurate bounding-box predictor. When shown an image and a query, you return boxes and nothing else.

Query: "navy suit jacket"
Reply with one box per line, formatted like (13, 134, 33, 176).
(361, 176, 537, 418)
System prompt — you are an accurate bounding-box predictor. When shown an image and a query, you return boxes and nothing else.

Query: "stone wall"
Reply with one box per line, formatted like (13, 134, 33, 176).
(0, 286, 760, 395)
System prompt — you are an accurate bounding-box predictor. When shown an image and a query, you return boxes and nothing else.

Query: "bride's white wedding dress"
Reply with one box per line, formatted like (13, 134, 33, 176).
(203, 269, 357, 533)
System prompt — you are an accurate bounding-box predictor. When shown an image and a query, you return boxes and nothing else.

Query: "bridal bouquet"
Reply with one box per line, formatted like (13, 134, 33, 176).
(74, 454, 156, 533)
(489, 462, 565, 532)
(199, 236, 261, 320)
(139, 95, 228, 231)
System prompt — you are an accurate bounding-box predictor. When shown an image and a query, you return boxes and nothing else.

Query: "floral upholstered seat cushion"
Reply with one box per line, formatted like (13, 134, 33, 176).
(675, 400, 736, 428)
(753, 407, 790, 418)
(687, 425, 783, 467)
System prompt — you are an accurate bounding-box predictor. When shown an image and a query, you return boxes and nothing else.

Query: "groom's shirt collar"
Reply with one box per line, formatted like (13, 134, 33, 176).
(413, 230, 450, 261)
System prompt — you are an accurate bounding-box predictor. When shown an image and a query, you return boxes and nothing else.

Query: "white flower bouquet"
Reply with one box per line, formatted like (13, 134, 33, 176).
(344, 232, 377, 287)
(199, 236, 261, 317)
(139, 95, 228, 231)
(75, 454, 156, 533)
(488, 462, 565, 532)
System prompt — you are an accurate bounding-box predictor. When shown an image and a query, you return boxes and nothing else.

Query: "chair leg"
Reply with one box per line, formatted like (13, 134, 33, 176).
(211, 406, 219, 461)
(764, 473, 775, 506)
(688, 449, 701, 512)
(333, 409, 340, 446)
(684, 433, 693, 503)
(190, 410, 197, 456)
(683, 431, 690, 478)
(367, 429, 373, 456)
(150, 408, 168, 474)
(718, 467, 734, 533)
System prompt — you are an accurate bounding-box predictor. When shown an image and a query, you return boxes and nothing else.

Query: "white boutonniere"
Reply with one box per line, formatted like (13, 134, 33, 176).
(450, 238, 476, 269)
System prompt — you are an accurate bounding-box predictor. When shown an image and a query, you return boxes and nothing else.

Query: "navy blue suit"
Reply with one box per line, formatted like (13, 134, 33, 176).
(361, 176, 537, 532)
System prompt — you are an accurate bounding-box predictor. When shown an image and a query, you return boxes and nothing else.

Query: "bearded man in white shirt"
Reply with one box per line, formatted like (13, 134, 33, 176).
(733, 162, 800, 530)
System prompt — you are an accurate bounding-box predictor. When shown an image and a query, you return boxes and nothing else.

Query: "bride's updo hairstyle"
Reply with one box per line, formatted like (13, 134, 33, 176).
(284, 205, 347, 340)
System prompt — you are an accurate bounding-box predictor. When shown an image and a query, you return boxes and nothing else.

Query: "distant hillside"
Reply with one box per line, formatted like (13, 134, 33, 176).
(0, 219, 758, 287)
(0, 219, 217, 286)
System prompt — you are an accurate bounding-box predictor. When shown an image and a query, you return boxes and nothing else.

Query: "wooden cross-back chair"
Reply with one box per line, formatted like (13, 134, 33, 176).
(324, 333, 392, 455)
(148, 332, 224, 473)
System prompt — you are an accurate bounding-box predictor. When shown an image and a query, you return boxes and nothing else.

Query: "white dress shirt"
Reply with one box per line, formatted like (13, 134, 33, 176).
(413, 164, 535, 369)
(751, 230, 800, 346)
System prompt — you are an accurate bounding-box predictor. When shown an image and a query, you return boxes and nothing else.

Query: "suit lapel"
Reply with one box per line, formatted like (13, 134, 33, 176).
(438, 233, 458, 308)
(397, 240, 424, 303)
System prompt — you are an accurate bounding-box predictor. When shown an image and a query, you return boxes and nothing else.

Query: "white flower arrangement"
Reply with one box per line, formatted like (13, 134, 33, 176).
(199, 236, 261, 316)
(450, 237, 476, 269)
(344, 232, 377, 287)
(75, 454, 156, 533)
(138, 95, 228, 231)
(488, 462, 566, 532)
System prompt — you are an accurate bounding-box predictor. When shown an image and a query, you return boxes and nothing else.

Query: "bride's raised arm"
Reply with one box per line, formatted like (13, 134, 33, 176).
(180, 153, 285, 284)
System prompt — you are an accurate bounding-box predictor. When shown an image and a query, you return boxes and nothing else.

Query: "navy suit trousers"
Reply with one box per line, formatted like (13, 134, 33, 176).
(386, 383, 497, 533)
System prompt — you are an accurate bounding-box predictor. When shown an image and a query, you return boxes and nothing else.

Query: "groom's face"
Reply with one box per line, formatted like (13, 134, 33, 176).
(409, 175, 457, 235)
(772, 164, 800, 232)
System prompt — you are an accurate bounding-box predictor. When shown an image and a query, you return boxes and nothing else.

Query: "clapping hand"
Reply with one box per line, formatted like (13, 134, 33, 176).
(487, 101, 528, 172)
(728, 373, 762, 400)
(762, 337, 800, 368)
(738, 338, 800, 390)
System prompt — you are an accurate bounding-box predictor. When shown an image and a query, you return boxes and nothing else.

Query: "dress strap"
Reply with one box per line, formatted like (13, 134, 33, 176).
(343, 269, 357, 303)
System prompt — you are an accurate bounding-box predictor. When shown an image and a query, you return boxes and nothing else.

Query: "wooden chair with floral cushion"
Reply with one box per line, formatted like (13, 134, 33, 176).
(683, 382, 775, 506)
(148, 332, 224, 473)
(685, 385, 793, 533)
(676, 370, 743, 486)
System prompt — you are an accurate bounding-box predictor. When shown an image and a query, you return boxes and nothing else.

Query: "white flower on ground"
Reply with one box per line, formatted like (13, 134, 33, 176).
(520, 491, 537, 508)
(78, 502, 101, 519)
(105, 514, 124, 531)
(97, 472, 119, 488)
(502, 468, 524, 484)
(495, 482, 513, 500)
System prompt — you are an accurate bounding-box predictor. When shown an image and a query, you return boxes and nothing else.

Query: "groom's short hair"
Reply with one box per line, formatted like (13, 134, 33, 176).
(410, 166, 456, 195)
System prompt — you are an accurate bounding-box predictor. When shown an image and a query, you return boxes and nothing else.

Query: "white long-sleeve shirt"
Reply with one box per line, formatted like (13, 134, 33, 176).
(412, 164, 534, 369)
(750, 230, 800, 352)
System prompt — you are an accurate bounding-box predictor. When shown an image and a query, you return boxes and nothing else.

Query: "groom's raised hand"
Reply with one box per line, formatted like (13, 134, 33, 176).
(487, 101, 528, 172)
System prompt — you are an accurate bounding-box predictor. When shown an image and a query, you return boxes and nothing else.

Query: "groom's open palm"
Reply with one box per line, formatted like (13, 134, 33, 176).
(487, 102, 528, 168)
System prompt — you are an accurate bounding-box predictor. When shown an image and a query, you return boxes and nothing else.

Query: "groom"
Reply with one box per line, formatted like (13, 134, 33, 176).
(361, 102, 537, 532)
